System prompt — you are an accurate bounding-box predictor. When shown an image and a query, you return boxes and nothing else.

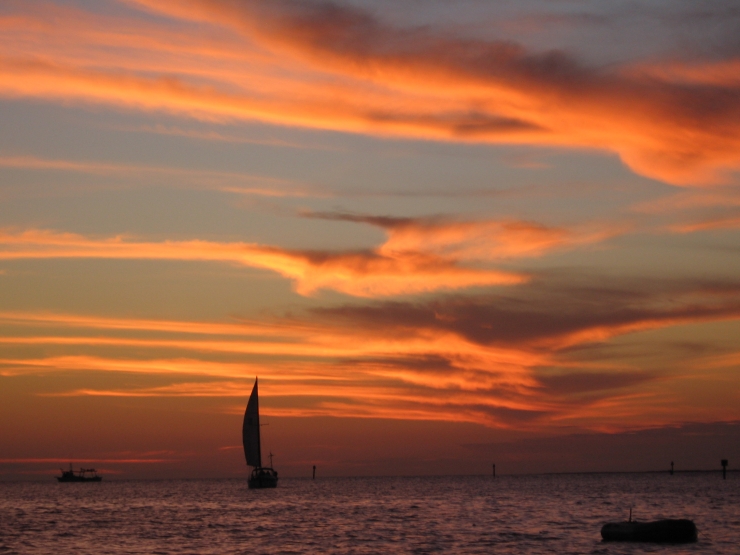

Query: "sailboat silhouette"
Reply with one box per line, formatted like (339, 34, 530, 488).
(243, 377, 278, 488)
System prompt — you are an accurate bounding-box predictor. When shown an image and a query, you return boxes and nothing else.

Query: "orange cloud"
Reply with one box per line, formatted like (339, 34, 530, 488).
(3, 270, 740, 431)
(0, 301, 555, 428)
(627, 59, 740, 88)
(669, 216, 740, 233)
(0, 346, 549, 428)
(0, 154, 305, 194)
(628, 187, 740, 234)
(305, 212, 620, 261)
(0, 227, 527, 296)
(0, 2, 738, 184)
(120, 123, 342, 152)
(631, 188, 740, 214)
(0, 310, 300, 337)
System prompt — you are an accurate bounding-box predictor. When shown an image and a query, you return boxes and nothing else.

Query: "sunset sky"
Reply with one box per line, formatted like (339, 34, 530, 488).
(1, 0, 739, 480)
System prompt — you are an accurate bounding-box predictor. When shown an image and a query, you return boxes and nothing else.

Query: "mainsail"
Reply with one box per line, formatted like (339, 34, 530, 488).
(242, 378, 262, 468)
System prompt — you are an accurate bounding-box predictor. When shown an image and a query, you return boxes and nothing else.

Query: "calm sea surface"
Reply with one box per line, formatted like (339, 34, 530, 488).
(1, 473, 737, 554)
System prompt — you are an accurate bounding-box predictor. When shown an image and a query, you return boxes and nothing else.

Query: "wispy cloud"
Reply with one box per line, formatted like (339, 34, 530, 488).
(0, 154, 309, 195)
(119, 123, 344, 151)
(0, 212, 627, 298)
(310, 279, 740, 350)
(629, 186, 740, 234)
(0, 310, 300, 337)
(304, 211, 622, 260)
(670, 215, 740, 233)
(2, 275, 739, 430)
(632, 187, 740, 214)
(2, 2, 740, 441)
(0, 227, 527, 297)
(1, 1, 738, 184)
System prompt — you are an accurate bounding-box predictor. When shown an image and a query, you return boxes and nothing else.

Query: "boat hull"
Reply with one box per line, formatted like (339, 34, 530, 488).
(248, 467, 278, 489)
(57, 467, 102, 482)
(601, 519, 697, 543)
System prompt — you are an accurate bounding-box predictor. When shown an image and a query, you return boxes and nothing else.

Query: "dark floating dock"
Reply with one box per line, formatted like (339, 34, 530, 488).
(601, 519, 697, 543)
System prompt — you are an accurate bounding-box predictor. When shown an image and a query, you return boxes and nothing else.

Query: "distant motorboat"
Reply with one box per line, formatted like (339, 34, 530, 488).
(243, 377, 278, 489)
(601, 518, 697, 543)
(57, 464, 102, 482)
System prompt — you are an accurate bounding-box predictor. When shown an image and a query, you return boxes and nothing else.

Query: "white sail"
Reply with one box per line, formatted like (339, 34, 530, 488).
(242, 378, 262, 468)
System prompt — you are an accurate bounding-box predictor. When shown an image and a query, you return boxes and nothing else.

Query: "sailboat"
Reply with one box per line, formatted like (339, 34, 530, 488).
(243, 377, 278, 489)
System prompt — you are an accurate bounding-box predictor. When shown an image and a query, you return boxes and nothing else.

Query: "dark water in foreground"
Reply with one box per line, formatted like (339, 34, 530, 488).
(1, 473, 737, 554)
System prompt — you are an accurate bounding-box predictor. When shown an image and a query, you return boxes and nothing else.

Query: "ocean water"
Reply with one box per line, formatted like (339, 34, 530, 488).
(1, 473, 737, 554)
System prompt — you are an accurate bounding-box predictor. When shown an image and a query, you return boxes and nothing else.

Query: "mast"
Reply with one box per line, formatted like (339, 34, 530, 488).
(242, 378, 262, 468)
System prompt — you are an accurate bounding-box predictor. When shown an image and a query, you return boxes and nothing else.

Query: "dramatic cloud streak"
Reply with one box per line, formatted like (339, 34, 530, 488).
(0, 227, 528, 296)
(3, 275, 739, 430)
(1, 1, 738, 184)
(310, 279, 740, 349)
(305, 211, 619, 260)
(0, 211, 627, 298)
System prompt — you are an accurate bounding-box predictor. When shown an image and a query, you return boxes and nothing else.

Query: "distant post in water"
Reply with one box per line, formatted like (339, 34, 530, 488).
(722, 459, 728, 480)
(312, 465, 316, 479)
(492, 463, 496, 478)
(670, 461, 674, 476)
